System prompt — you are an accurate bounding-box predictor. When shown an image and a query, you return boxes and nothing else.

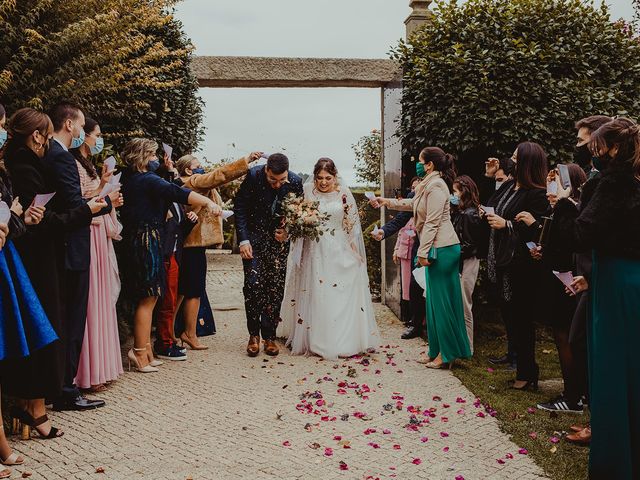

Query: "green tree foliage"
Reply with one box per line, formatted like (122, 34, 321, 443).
(352, 129, 381, 186)
(0, 0, 203, 155)
(392, 0, 640, 164)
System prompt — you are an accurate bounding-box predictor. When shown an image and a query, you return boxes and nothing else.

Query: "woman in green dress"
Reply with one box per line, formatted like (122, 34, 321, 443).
(374, 147, 471, 368)
(553, 118, 640, 479)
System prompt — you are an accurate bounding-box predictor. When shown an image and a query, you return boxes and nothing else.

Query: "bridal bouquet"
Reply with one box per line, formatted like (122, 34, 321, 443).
(281, 193, 330, 242)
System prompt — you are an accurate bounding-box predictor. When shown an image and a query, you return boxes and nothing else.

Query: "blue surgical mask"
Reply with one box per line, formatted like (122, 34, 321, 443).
(192, 167, 205, 175)
(71, 128, 86, 149)
(148, 160, 160, 172)
(0, 129, 7, 149)
(90, 136, 104, 155)
(450, 194, 460, 206)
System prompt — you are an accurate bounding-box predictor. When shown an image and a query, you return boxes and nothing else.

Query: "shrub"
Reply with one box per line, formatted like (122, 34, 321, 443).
(392, 0, 640, 170)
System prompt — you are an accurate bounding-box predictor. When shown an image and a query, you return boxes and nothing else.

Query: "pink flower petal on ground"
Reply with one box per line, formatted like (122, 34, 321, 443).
(393, 444, 401, 450)
(527, 407, 536, 414)
(368, 442, 380, 449)
(505, 453, 514, 459)
(550, 436, 560, 444)
(432, 395, 442, 401)
(440, 432, 449, 438)
(339, 461, 349, 471)
(412, 458, 422, 465)
(443, 447, 450, 452)
(496, 459, 505, 465)
(333, 435, 342, 441)
(456, 397, 466, 403)
(457, 409, 465, 415)
(375, 369, 381, 374)
(316, 399, 325, 406)
(528, 432, 538, 440)
(487, 367, 495, 373)
(324, 448, 334, 457)
(518, 448, 529, 455)
(389, 466, 396, 471)
(476, 412, 486, 418)
(455, 476, 465, 480)
(420, 437, 429, 443)
(364, 428, 377, 435)
(383, 429, 392, 435)
(282, 441, 291, 447)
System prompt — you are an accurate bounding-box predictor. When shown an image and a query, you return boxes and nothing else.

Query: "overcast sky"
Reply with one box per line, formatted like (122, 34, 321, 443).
(174, 0, 633, 185)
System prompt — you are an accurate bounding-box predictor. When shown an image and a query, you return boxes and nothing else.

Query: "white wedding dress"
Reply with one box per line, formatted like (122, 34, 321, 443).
(278, 182, 380, 360)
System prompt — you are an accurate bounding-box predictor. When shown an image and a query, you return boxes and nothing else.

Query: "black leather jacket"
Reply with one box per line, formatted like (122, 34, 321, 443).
(452, 206, 485, 260)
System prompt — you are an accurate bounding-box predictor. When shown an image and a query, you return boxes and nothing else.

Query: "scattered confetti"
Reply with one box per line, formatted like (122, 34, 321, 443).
(411, 458, 422, 465)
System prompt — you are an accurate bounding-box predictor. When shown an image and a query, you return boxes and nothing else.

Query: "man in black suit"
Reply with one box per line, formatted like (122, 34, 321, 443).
(47, 102, 110, 411)
(234, 153, 304, 357)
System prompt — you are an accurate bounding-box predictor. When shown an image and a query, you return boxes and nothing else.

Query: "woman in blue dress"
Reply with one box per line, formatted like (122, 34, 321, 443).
(0, 112, 58, 475)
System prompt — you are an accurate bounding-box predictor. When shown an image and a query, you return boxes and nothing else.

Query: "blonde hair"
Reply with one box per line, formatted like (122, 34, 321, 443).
(122, 138, 158, 172)
(176, 154, 198, 176)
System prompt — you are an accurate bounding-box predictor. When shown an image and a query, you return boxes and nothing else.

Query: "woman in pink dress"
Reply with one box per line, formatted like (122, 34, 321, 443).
(72, 118, 124, 391)
(393, 177, 420, 302)
(393, 217, 417, 302)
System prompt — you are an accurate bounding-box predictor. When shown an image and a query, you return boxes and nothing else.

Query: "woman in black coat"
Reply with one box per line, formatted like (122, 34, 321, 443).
(1, 108, 105, 439)
(482, 142, 551, 390)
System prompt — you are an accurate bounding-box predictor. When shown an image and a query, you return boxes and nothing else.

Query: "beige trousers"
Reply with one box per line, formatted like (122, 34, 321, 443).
(460, 257, 480, 354)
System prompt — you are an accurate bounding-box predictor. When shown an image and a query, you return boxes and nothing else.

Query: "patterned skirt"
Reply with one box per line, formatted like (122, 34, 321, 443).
(123, 224, 165, 299)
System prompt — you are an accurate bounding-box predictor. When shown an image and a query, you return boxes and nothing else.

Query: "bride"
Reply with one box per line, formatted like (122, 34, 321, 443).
(278, 158, 379, 360)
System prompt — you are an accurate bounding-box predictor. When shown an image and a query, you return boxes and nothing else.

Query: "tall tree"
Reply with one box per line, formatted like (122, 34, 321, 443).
(352, 129, 382, 186)
(0, 0, 203, 155)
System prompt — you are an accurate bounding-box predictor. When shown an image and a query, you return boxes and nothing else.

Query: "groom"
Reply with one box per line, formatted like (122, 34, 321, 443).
(234, 153, 303, 357)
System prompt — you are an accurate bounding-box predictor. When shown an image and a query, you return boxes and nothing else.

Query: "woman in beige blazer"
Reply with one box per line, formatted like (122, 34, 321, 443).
(374, 147, 471, 368)
(174, 152, 261, 349)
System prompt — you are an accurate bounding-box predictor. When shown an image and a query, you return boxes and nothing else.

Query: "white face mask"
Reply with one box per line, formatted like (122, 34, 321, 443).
(495, 181, 504, 190)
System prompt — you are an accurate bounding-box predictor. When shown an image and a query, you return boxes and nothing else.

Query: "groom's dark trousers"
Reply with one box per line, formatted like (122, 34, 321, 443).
(234, 165, 304, 340)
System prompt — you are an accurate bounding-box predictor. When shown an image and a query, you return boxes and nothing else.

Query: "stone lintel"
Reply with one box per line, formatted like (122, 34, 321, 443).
(192, 56, 401, 88)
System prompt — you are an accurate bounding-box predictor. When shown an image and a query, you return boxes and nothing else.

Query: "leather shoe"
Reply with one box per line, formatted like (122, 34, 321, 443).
(566, 427, 591, 445)
(247, 335, 260, 357)
(401, 327, 420, 340)
(53, 395, 105, 412)
(264, 339, 279, 356)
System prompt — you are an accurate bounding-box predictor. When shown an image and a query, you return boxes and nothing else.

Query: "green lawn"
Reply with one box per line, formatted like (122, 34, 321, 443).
(453, 313, 589, 480)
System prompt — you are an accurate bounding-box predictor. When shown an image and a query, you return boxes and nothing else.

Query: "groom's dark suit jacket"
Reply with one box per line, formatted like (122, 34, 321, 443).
(234, 165, 304, 248)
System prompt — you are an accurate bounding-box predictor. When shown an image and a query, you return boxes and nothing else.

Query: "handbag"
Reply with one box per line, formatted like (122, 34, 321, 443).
(427, 247, 438, 263)
(495, 224, 518, 268)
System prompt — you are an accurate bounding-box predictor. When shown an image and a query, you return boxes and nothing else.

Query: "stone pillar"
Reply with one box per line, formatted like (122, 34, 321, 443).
(405, 0, 432, 38)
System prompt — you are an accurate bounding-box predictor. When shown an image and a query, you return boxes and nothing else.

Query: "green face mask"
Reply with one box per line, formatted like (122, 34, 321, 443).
(416, 162, 426, 178)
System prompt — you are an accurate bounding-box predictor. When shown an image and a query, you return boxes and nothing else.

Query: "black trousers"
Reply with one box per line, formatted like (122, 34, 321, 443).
(242, 242, 288, 340)
(408, 268, 426, 332)
(62, 268, 90, 397)
(568, 291, 589, 403)
(509, 266, 543, 382)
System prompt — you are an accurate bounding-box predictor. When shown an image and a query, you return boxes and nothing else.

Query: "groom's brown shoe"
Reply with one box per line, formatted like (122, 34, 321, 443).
(247, 336, 260, 357)
(264, 339, 279, 356)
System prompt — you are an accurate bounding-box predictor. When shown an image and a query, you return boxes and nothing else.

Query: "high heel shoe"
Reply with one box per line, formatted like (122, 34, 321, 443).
(510, 379, 539, 391)
(11, 408, 63, 440)
(180, 333, 209, 351)
(425, 361, 454, 370)
(146, 343, 164, 367)
(127, 348, 159, 373)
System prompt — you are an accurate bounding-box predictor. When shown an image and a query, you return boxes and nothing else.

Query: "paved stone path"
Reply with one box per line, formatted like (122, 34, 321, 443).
(11, 255, 548, 480)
